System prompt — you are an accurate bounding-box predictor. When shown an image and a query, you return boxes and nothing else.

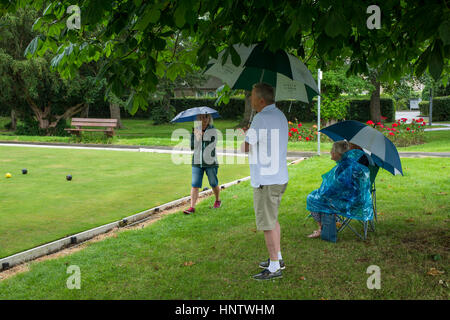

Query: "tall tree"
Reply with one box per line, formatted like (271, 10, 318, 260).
(0, 7, 103, 135)
(2, 0, 449, 116)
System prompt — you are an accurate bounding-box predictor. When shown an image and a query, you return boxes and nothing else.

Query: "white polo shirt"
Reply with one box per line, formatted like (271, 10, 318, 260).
(245, 104, 289, 188)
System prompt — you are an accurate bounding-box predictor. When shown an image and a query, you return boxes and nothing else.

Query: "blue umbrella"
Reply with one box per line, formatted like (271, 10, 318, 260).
(170, 106, 221, 123)
(320, 120, 403, 176)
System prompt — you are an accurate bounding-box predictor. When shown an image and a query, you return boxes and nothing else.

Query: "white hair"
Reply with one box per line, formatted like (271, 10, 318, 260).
(332, 140, 349, 156)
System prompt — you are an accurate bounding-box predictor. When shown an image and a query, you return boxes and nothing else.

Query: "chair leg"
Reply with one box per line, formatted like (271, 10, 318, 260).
(373, 185, 377, 222)
(364, 221, 368, 240)
(338, 217, 365, 240)
(369, 219, 375, 232)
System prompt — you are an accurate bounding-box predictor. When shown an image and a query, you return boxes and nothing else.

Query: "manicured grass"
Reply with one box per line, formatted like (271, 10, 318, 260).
(0, 157, 448, 299)
(399, 130, 450, 152)
(0, 146, 249, 258)
(1, 117, 449, 152)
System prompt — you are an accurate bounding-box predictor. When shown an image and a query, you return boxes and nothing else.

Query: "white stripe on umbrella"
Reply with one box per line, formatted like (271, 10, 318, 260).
(349, 126, 387, 161)
(275, 72, 309, 102)
(204, 45, 256, 85)
(287, 53, 319, 92)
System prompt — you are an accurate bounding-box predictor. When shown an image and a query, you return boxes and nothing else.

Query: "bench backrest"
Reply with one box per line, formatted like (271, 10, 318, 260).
(71, 118, 118, 128)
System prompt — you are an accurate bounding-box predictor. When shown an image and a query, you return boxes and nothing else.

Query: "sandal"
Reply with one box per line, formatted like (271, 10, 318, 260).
(307, 230, 321, 238)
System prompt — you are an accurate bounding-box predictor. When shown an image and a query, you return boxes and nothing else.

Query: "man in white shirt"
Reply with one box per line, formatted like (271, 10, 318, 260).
(241, 83, 289, 280)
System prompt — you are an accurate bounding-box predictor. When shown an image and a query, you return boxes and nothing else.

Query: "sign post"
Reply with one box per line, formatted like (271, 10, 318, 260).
(429, 88, 433, 126)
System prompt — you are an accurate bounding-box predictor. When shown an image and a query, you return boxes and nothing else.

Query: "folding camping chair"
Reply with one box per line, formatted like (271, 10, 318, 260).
(336, 163, 379, 240)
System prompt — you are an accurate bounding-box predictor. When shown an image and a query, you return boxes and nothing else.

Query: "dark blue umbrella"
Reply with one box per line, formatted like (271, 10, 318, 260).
(320, 120, 403, 176)
(170, 106, 220, 123)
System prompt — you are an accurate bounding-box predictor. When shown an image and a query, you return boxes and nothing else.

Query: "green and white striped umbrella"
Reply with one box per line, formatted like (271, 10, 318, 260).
(204, 43, 319, 103)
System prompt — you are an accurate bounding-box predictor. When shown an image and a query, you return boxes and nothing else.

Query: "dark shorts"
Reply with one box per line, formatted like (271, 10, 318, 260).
(191, 166, 218, 188)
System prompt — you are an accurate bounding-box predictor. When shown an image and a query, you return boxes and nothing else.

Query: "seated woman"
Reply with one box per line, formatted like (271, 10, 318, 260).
(306, 140, 374, 238)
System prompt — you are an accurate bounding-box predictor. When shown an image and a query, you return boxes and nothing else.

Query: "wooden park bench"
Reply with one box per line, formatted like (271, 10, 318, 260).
(65, 118, 118, 137)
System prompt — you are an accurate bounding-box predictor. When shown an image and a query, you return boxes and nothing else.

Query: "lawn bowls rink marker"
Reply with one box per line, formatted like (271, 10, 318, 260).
(22, 169, 28, 174)
(5, 173, 12, 178)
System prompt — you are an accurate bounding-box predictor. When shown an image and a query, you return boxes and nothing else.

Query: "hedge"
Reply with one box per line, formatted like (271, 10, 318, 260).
(419, 96, 450, 121)
(346, 98, 395, 122)
(83, 97, 317, 122)
(2, 96, 395, 124)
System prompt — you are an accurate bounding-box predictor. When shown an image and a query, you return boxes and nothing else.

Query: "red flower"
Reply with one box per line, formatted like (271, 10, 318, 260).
(406, 127, 410, 131)
(422, 122, 426, 125)
(376, 122, 382, 126)
(306, 137, 310, 141)
(379, 124, 384, 128)
(293, 128, 299, 133)
(389, 132, 395, 136)
(381, 116, 387, 120)
(419, 118, 424, 122)
(366, 120, 374, 125)
(392, 123, 398, 127)
(298, 136, 302, 140)
(288, 132, 292, 137)
(298, 123, 302, 128)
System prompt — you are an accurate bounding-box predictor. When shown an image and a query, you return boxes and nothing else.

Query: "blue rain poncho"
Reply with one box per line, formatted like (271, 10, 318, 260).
(306, 149, 374, 221)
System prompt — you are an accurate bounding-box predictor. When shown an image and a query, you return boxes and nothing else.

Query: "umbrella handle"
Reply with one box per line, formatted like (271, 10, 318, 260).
(249, 109, 255, 123)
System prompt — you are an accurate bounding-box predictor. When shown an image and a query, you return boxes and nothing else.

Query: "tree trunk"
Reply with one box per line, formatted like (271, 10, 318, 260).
(10, 109, 17, 131)
(370, 80, 382, 123)
(80, 105, 89, 118)
(237, 90, 252, 128)
(109, 103, 123, 128)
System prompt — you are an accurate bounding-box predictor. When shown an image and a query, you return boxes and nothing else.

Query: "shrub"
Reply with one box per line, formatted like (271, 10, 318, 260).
(419, 96, 450, 121)
(15, 116, 70, 136)
(150, 102, 176, 125)
(312, 95, 348, 122)
(69, 132, 116, 144)
(287, 121, 319, 142)
(366, 117, 426, 147)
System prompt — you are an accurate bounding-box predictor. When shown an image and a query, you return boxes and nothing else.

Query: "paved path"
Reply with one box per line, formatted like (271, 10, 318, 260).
(1, 141, 449, 158)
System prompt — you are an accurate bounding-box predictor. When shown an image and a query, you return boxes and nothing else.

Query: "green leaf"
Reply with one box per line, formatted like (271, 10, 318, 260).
(31, 17, 42, 31)
(438, 20, 450, 46)
(134, 6, 160, 31)
(429, 41, 443, 80)
(229, 45, 241, 66)
(24, 36, 42, 57)
(324, 11, 347, 38)
(174, 5, 186, 28)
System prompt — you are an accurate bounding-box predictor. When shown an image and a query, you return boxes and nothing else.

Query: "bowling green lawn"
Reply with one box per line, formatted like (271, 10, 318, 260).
(0, 146, 250, 259)
(0, 152, 448, 299)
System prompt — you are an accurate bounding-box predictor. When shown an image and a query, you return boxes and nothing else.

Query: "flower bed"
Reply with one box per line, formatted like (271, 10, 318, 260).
(288, 121, 320, 142)
(366, 117, 426, 147)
